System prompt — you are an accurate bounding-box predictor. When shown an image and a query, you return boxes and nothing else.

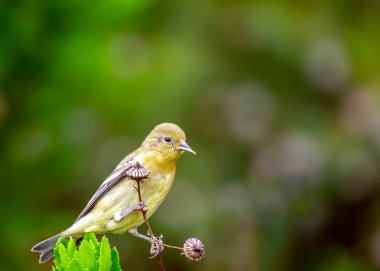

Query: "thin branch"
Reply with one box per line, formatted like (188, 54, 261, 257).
(162, 243, 183, 251)
(136, 179, 166, 271)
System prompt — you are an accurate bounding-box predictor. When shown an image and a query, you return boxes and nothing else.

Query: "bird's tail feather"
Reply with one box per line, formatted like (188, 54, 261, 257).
(31, 234, 61, 263)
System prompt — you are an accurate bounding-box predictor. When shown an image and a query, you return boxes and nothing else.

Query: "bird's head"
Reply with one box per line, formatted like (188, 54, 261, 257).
(142, 123, 196, 161)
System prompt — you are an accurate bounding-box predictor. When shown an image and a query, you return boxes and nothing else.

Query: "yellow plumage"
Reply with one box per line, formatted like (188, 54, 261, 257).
(32, 123, 195, 263)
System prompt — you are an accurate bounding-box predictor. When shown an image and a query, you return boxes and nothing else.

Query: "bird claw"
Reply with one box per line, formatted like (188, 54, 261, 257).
(114, 201, 148, 222)
(149, 234, 164, 258)
(135, 201, 148, 212)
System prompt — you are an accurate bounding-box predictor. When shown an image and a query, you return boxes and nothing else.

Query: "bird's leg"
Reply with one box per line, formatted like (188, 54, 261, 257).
(128, 227, 151, 242)
(114, 201, 148, 222)
(128, 227, 164, 257)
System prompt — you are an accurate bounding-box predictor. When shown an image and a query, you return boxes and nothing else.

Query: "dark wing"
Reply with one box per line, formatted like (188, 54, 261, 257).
(74, 154, 138, 222)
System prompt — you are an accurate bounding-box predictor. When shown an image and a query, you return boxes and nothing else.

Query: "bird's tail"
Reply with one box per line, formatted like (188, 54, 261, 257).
(31, 234, 61, 263)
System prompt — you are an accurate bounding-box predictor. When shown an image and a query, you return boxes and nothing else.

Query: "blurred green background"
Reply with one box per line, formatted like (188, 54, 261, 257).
(2, 0, 380, 270)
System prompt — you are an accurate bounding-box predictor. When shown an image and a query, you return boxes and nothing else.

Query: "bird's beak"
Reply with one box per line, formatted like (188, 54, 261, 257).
(177, 140, 196, 155)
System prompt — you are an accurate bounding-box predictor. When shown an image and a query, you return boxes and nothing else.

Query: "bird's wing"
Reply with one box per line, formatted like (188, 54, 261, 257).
(74, 152, 140, 222)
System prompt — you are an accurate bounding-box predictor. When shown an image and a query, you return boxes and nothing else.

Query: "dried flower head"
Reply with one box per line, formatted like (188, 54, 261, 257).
(183, 238, 205, 261)
(125, 162, 150, 180)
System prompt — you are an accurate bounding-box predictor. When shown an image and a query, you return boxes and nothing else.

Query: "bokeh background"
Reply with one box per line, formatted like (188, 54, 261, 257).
(2, 0, 380, 270)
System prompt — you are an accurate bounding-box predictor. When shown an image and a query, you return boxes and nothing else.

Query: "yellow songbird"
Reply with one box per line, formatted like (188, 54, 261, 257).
(32, 123, 196, 263)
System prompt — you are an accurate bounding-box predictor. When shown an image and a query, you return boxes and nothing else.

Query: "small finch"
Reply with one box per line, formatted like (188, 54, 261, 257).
(32, 123, 196, 263)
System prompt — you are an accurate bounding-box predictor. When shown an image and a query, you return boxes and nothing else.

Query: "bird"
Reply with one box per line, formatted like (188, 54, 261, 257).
(31, 123, 196, 263)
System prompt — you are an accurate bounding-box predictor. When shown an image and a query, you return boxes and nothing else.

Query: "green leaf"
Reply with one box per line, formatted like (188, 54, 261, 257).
(52, 232, 121, 271)
(79, 240, 97, 271)
(59, 237, 69, 249)
(98, 236, 112, 271)
(73, 250, 81, 262)
(83, 233, 100, 250)
(54, 237, 67, 271)
(83, 233, 100, 259)
(67, 259, 87, 271)
(58, 243, 71, 269)
(53, 241, 63, 271)
(111, 247, 122, 271)
(67, 238, 77, 258)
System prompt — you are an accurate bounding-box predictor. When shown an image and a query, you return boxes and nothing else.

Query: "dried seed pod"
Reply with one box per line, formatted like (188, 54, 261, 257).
(125, 162, 150, 180)
(183, 238, 205, 261)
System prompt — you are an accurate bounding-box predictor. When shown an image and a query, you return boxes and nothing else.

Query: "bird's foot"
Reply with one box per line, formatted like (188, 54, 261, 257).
(114, 201, 148, 222)
(149, 234, 164, 258)
(135, 201, 148, 212)
(128, 228, 164, 257)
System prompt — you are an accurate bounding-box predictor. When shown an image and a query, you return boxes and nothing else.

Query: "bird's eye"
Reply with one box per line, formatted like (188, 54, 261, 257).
(164, 137, 172, 143)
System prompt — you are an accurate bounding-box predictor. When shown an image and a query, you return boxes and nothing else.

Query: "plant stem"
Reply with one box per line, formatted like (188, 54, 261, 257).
(162, 243, 183, 251)
(136, 180, 166, 271)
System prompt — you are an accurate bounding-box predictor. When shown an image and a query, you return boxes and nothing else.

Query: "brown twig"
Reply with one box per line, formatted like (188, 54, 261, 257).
(162, 243, 183, 251)
(135, 179, 166, 271)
